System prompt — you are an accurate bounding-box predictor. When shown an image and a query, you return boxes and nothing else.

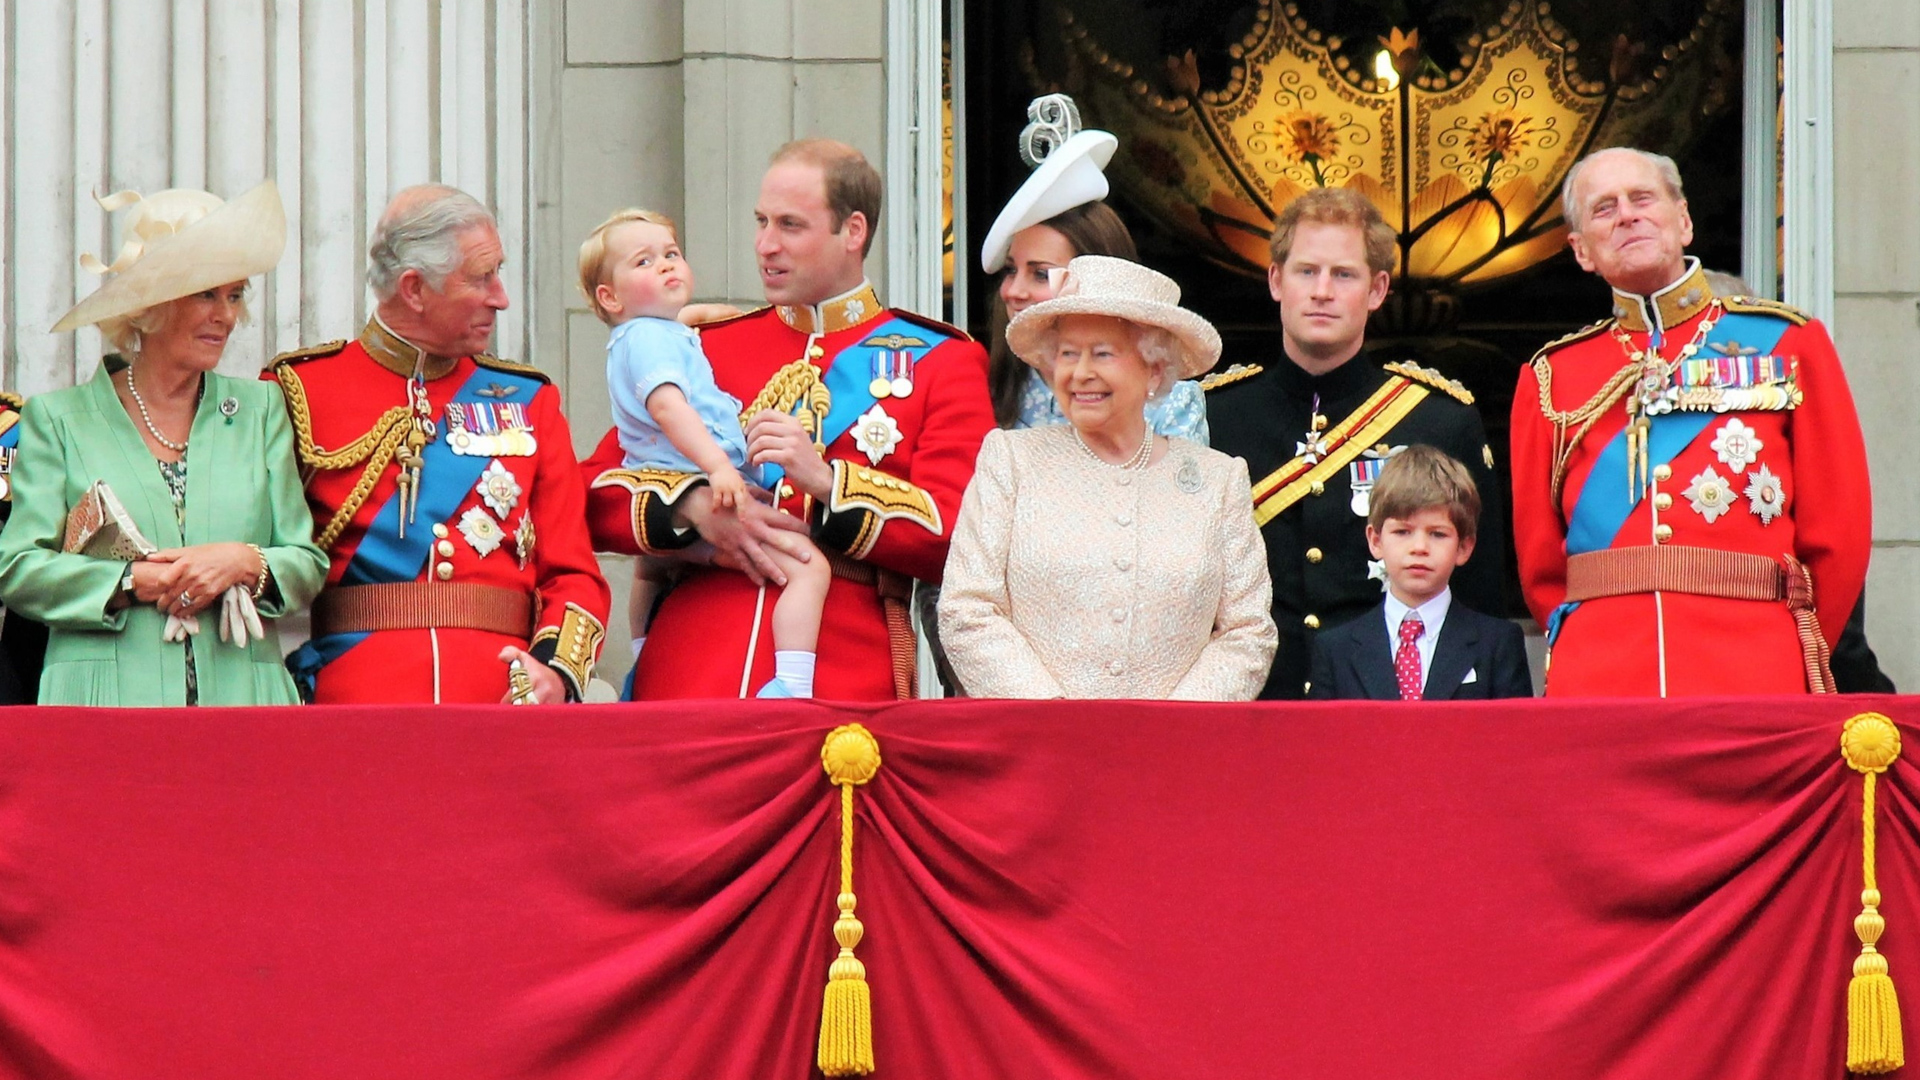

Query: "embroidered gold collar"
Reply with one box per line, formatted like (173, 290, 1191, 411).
(359, 315, 461, 380)
(1611, 259, 1714, 336)
(775, 280, 882, 335)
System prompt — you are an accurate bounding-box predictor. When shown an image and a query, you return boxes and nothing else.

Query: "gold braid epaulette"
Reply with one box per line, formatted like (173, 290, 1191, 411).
(0, 390, 23, 412)
(272, 362, 412, 550)
(473, 353, 552, 383)
(1200, 363, 1263, 392)
(1382, 360, 1474, 405)
(1720, 295, 1811, 326)
(1529, 319, 1634, 504)
(740, 359, 831, 446)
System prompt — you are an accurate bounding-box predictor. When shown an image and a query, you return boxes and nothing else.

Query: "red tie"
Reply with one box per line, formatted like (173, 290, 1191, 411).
(1396, 611, 1425, 701)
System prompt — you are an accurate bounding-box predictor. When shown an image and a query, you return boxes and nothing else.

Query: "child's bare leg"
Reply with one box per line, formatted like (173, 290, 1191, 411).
(757, 540, 832, 698)
(629, 555, 674, 659)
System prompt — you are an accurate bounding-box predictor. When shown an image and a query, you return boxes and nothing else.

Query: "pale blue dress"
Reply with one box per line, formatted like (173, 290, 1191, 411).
(1012, 369, 1210, 445)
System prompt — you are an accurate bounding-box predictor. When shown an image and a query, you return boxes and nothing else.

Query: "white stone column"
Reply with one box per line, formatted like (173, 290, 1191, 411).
(1832, 0, 1920, 687)
(1, 1, 539, 393)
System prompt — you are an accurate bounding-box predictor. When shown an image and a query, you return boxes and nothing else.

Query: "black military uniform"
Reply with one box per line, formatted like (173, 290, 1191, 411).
(1206, 353, 1505, 699)
(0, 390, 48, 704)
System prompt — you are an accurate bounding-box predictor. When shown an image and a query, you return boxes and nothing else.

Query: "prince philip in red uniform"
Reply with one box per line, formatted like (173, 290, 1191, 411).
(583, 139, 994, 699)
(1511, 148, 1870, 696)
(271, 185, 610, 704)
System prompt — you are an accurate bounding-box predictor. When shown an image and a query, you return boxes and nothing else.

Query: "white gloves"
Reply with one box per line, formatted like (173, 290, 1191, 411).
(160, 586, 264, 647)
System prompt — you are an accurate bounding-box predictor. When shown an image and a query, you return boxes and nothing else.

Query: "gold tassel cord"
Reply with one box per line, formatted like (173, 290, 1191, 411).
(1843, 712, 1905, 1075)
(818, 724, 882, 1077)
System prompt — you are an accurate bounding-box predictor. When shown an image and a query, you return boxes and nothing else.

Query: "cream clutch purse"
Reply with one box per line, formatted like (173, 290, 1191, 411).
(61, 480, 158, 560)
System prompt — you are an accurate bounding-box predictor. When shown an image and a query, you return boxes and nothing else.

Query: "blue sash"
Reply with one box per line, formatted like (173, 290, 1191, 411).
(289, 364, 545, 695)
(757, 316, 951, 490)
(1548, 311, 1791, 643)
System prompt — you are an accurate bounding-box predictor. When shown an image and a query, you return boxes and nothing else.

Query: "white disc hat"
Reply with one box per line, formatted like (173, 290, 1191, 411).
(980, 95, 1120, 274)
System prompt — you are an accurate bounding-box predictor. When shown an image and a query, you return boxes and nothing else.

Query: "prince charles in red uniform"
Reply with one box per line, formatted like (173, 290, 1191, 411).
(1511, 148, 1869, 696)
(271, 185, 609, 704)
(583, 139, 994, 699)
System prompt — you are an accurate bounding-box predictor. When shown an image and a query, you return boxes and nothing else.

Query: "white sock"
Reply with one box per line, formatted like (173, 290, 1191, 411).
(629, 635, 647, 661)
(775, 650, 816, 698)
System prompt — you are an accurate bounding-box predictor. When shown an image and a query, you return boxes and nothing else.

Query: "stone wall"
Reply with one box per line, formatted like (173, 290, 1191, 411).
(537, 0, 888, 459)
(1833, 0, 1920, 687)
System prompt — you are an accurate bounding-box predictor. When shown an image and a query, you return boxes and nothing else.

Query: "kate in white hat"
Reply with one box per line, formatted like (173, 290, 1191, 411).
(0, 181, 327, 706)
(938, 255, 1277, 700)
(979, 96, 1209, 443)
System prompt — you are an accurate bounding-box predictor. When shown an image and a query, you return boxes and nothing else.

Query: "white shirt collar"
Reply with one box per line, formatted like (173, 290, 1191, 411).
(1384, 587, 1452, 640)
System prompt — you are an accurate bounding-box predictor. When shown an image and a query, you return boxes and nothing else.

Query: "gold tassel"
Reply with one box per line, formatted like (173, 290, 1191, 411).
(818, 724, 882, 1077)
(1843, 712, 1904, 1075)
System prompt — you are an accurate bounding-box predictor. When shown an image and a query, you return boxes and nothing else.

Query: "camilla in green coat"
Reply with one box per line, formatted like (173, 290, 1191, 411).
(0, 367, 327, 706)
(0, 179, 326, 706)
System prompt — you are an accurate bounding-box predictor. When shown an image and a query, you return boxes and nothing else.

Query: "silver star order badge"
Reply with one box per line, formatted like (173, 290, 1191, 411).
(458, 505, 506, 557)
(1683, 466, 1734, 524)
(1710, 418, 1763, 472)
(1745, 464, 1787, 525)
(515, 515, 536, 569)
(476, 460, 522, 519)
(852, 403, 904, 465)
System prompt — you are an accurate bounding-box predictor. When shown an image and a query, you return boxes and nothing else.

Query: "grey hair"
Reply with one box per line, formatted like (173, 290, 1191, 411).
(1031, 318, 1184, 402)
(366, 185, 496, 300)
(1560, 147, 1685, 231)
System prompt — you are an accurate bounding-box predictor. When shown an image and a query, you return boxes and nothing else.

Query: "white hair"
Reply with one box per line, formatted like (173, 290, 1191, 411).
(1560, 147, 1686, 231)
(1031, 317, 1184, 402)
(366, 185, 496, 300)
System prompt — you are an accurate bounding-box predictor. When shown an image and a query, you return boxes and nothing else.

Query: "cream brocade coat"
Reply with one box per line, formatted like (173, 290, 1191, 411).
(940, 426, 1277, 700)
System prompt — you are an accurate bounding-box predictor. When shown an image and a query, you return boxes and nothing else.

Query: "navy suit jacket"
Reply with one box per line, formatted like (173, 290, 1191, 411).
(1307, 599, 1533, 701)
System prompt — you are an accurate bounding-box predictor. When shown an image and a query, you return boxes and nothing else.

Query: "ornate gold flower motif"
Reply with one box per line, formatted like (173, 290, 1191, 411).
(1465, 109, 1536, 163)
(1277, 111, 1340, 164)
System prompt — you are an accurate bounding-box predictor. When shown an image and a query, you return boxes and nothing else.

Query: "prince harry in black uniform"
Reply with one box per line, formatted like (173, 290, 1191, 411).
(1207, 188, 1504, 699)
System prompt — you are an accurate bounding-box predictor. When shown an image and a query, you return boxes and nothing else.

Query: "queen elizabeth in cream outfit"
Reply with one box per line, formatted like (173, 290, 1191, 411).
(939, 255, 1276, 699)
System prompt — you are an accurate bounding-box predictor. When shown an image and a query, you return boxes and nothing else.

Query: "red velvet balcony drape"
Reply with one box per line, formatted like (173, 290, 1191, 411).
(0, 696, 1907, 1079)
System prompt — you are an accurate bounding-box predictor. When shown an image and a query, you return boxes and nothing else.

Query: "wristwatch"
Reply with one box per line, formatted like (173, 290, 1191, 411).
(118, 563, 136, 598)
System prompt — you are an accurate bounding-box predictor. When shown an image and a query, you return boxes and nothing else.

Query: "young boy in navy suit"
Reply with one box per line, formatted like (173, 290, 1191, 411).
(1308, 445, 1532, 701)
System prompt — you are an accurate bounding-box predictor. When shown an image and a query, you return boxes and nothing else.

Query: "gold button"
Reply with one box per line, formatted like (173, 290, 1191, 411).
(435, 562, 454, 580)
(1309, 481, 1325, 496)
(1311, 414, 1328, 431)
(1654, 524, 1674, 543)
(1306, 547, 1324, 563)
(432, 524, 450, 539)
(807, 345, 825, 359)
(1304, 614, 1321, 629)
(1653, 464, 1673, 482)
(1653, 493, 1673, 511)
(436, 540, 455, 557)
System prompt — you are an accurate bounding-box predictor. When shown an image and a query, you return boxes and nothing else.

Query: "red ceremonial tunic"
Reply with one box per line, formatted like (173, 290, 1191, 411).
(582, 282, 994, 700)
(269, 319, 610, 704)
(1510, 263, 1870, 696)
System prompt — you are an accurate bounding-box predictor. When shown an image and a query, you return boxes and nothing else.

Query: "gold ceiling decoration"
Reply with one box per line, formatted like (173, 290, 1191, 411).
(1049, 0, 1733, 286)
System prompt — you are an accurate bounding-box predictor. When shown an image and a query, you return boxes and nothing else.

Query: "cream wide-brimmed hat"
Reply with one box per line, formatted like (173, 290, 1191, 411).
(51, 179, 286, 333)
(980, 95, 1119, 274)
(1005, 255, 1223, 380)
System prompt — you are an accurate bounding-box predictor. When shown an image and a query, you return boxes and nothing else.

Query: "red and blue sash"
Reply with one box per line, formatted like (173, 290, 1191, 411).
(1548, 311, 1791, 642)
(289, 365, 545, 693)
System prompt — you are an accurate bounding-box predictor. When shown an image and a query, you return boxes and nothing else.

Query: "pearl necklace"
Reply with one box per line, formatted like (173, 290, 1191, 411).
(1073, 423, 1155, 470)
(127, 365, 199, 453)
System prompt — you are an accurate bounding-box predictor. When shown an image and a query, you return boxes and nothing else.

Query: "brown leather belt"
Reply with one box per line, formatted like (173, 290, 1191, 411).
(1565, 546, 1785, 604)
(311, 583, 535, 638)
(1563, 545, 1834, 693)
